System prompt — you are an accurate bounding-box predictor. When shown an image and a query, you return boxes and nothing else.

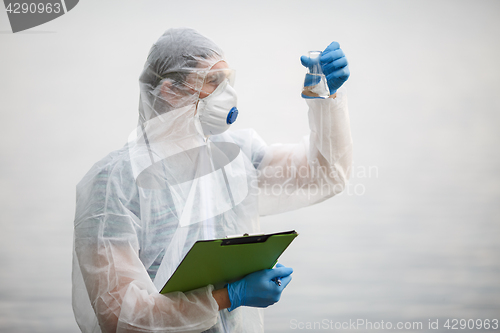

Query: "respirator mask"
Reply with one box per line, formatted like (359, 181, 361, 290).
(196, 69, 239, 137)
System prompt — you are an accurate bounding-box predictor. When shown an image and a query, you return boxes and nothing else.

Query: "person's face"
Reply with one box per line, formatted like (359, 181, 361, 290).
(159, 60, 233, 111)
(199, 61, 231, 98)
(190, 60, 231, 99)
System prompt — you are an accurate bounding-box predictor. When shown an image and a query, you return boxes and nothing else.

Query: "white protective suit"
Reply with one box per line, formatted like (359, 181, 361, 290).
(72, 28, 353, 333)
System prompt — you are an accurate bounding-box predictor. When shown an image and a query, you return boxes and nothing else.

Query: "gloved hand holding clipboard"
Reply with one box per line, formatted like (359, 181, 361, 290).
(160, 230, 298, 294)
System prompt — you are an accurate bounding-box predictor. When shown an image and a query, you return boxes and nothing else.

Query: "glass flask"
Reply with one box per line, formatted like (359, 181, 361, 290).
(301, 50, 330, 99)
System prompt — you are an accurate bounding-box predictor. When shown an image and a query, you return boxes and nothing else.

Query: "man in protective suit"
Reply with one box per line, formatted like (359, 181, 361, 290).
(72, 28, 352, 332)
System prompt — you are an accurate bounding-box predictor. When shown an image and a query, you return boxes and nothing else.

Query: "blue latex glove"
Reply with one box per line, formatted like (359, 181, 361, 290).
(227, 263, 293, 312)
(301, 41, 350, 95)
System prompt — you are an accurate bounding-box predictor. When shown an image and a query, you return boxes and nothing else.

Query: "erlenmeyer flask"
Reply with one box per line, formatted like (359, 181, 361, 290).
(301, 51, 330, 99)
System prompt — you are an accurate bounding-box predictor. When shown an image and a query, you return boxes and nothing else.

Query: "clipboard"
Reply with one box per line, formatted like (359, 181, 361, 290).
(160, 230, 298, 294)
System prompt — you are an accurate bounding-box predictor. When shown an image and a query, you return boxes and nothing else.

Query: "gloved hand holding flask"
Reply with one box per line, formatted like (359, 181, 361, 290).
(301, 41, 350, 98)
(226, 263, 293, 311)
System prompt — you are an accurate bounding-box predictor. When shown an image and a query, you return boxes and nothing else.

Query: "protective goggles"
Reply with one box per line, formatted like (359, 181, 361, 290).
(179, 67, 236, 96)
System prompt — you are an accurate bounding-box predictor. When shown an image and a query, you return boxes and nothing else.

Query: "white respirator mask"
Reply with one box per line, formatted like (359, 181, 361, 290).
(196, 79, 239, 137)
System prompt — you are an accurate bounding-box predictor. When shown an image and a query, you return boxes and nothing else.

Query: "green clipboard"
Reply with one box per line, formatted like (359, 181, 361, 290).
(160, 230, 298, 294)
